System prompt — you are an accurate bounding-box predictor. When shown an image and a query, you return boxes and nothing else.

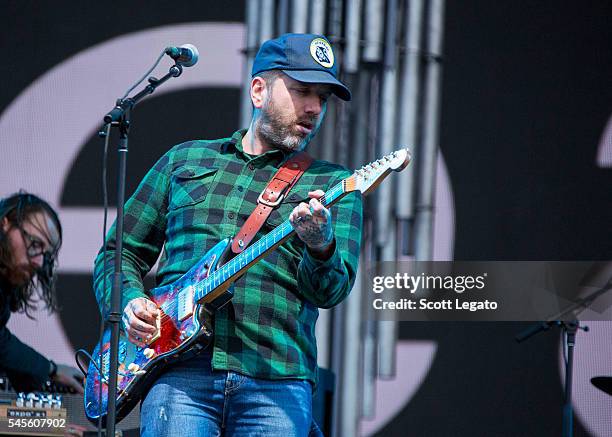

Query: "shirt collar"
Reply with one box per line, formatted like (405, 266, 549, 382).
(222, 129, 293, 167)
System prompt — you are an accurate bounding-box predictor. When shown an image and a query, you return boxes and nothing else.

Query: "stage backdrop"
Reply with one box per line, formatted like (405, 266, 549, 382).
(1, 2, 611, 436)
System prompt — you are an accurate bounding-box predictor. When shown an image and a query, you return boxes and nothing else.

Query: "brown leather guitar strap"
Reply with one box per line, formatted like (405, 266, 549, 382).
(231, 151, 313, 254)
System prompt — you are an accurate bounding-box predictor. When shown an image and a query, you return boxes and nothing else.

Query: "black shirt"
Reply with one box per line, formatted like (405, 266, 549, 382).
(0, 280, 51, 383)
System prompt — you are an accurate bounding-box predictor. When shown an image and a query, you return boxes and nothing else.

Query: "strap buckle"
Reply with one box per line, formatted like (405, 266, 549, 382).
(257, 191, 286, 208)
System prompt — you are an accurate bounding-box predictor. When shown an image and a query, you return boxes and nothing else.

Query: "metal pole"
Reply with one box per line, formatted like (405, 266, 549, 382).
(377, 247, 398, 378)
(376, 0, 400, 379)
(291, 0, 309, 33)
(414, 0, 445, 261)
(310, 0, 327, 34)
(350, 69, 373, 176)
(105, 129, 129, 437)
(305, 1, 327, 159)
(336, 0, 367, 418)
(361, 225, 378, 419)
(315, 309, 332, 368)
(321, 0, 343, 164)
(321, 101, 337, 163)
(375, 0, 399, 246)
(334, 0, 361, 168)
(328, 0, 343, 40)
(330, 299, 344, 436)
(337, 256, 366, 437)
(344, 0, 362, 74)
(359, 70, 380, 418)
(278, 0, 289, 35)
(363, 0, 384, 63)
(260, 0, 275, 43)
(396, 0, 424, 220)
(240, 0, 261, 129)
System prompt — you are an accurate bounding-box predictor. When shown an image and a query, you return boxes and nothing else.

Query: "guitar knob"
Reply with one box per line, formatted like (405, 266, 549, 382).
(127, 363, 140, 373)
(143, 348, 155, 359)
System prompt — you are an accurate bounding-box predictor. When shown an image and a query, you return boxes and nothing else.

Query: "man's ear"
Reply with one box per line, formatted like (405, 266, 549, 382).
(1, 217, 9, 233)
(250, 76, 268, 109)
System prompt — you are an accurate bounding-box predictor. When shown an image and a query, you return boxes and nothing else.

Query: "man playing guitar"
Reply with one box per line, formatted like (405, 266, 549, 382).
(93, 33, 362, 436)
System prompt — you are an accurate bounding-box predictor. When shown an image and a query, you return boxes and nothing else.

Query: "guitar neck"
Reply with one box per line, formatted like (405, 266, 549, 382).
(193, 180, 349, 302)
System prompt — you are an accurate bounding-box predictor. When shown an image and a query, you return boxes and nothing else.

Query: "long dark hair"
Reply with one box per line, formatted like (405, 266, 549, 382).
(0, 192, 62, 317)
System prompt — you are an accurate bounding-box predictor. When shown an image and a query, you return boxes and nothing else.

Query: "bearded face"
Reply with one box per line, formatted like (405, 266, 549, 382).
(254, 77, 328, 153)
(2, 211, 59, 287)
(4, 255, 34, 287)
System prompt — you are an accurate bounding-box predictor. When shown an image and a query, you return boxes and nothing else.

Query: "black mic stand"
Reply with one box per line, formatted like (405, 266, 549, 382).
(514, 278, 612, 437)
(561, 321, 579, 437)
(102, 62, 183, 436)
(516, 320, 586, 437)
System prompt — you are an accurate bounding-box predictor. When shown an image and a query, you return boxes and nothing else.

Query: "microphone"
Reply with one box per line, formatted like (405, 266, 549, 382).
(165, 44, 199, 67)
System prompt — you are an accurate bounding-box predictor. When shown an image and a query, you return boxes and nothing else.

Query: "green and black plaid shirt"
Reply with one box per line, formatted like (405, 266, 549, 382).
(93, 129, 362, 383)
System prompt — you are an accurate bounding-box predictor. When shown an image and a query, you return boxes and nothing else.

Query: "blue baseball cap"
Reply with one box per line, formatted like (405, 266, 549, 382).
(251, 33, 351, 101)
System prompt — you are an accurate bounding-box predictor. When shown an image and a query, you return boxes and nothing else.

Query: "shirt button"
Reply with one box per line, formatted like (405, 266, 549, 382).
(237, 186, 244, 192)
(248, 163, 255, 171)
(228, 212, 235, 219)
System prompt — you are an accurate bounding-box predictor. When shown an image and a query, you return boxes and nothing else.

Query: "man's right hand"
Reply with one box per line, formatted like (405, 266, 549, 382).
(122, 297, 160, 347)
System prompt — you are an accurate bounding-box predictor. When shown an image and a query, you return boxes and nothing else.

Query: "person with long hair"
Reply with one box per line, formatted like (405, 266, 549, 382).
(0, 192, 83, 393)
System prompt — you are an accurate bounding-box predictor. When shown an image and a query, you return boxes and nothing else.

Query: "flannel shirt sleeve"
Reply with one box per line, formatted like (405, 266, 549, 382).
(93, 152, 171, 316)
(296, 171, 363, 308)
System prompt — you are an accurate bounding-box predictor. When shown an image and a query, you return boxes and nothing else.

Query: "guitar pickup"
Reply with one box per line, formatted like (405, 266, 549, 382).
(178, 285, 195, 321)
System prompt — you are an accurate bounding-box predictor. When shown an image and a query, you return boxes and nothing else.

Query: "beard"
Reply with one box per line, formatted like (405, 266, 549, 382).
(255, 94, 325, 153)
(4, 260, 35, 287)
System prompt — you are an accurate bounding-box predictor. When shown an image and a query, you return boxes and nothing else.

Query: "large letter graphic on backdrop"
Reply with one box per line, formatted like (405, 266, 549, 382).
(564, 119, 612, 437)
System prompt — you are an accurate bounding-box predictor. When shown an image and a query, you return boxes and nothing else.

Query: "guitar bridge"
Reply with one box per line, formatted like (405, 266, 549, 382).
(178, 285, 195, 321)
(149, 312, 162, 343)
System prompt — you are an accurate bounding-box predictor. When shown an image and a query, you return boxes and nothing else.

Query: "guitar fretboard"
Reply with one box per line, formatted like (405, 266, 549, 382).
(193, 180, 347, 302)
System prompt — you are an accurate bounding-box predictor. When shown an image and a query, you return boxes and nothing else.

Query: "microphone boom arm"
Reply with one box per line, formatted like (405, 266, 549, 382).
(104, 63, 183, 124)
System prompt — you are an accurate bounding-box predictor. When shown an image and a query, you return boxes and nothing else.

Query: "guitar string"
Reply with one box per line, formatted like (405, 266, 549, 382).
(198, 182, 343, 298)
(157, 184, 344, 320)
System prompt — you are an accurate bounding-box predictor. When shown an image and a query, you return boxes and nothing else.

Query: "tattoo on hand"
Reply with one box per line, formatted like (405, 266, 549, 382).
(293, 212, 333, 249)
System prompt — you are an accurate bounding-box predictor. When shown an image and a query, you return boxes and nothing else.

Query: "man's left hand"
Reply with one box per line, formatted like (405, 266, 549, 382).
(52, 364, 84, 394)
(289, 190, 334, 259)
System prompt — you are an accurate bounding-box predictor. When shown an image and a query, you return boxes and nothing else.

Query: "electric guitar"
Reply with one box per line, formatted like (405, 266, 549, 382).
(84, 148, 411, 424)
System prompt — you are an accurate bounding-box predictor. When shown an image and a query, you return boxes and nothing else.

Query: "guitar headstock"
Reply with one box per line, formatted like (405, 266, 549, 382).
(344, 148, 411, 195)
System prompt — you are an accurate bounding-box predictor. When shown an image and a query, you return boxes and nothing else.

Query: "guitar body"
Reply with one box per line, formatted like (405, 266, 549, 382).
(84, 238, 234, 424)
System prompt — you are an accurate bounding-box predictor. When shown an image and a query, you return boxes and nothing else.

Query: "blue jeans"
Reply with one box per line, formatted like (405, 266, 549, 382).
(140, 351, 317, 437)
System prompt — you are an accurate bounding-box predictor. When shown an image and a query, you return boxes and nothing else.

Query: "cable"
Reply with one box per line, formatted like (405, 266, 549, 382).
(75, 349, 130, 382)
(98, 121, 111, 437)
(120, 50, 166, 100)
(75, 349, 100, 377)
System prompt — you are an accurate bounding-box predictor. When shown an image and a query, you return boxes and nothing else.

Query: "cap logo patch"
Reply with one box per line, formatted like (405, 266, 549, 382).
(310, 38, 334, 68)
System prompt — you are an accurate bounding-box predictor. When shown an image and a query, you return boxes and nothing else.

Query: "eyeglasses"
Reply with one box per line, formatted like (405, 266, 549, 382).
(20, 228, 56, 259)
